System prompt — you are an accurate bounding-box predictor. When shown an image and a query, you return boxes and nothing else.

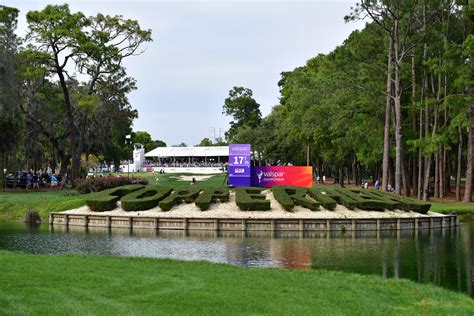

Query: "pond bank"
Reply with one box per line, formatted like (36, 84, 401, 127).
(0, 250, 472, 315)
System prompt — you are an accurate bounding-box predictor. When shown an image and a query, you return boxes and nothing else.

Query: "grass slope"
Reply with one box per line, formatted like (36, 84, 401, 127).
(0, 173, 226, 219)
(0, 251, 472, 315)
(0, 190, 87, 219)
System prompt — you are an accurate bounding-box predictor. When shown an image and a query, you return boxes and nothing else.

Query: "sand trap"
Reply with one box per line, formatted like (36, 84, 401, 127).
(62, 191, 446, 219)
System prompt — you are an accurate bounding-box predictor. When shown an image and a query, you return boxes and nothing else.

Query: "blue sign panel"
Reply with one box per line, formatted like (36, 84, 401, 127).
(228, 144, 251, 187)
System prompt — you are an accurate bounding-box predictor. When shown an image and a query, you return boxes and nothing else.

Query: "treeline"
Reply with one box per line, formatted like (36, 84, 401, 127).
(227, 0, 472, 201)
(0, 5, 152, 186)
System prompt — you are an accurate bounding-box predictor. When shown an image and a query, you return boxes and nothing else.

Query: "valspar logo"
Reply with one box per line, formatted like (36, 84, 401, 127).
(256, 169, 285, 184)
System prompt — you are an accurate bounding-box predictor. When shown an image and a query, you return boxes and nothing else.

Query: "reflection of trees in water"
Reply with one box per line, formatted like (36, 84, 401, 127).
(307, 225, 473, 297)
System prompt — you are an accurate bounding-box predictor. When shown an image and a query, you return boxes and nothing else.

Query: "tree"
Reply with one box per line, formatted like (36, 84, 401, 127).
(222, 86, 262, 141)
(0, 6, 22, 186)
(172, 142, 187, 147)
(132, 131, 155, 152)
(25, 4, 152, 186)
(196, 137, 213, 147)
(153, 140, 167, 148)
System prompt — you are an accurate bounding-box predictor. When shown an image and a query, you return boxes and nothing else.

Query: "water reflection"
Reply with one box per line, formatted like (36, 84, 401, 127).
(0, 220, 472, 296)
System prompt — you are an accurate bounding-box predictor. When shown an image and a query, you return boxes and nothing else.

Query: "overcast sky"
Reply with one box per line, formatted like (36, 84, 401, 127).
(6, 0, 364, 147)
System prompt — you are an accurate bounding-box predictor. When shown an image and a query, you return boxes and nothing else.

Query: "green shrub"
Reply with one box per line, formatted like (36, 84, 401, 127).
(121, 186, 173, 212)
(235, 187, 270, 211)
(159, 187, 201, 211)
(325, 188, 359, 210)
(86, 185, 145, 212)
(308, 189, 337, 211)
(272, 186, 319, 212)
(361, 190, 431, 214)
(329, 187, 396, 211)
(195, 188, 230, 211)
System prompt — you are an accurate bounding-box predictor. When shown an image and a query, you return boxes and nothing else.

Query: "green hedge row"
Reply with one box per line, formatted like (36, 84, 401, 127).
(328, 187, 396, 211)
(158, 187, 201, 211)
(235, 187, 270, 211)
(272, 186, 319, 212)
(86, 185, 145, 212)
(307, 189, 337, 211)
(121, 186, 173, 212)
(359, 190, 431, 214)
(195, 188, 230, 211)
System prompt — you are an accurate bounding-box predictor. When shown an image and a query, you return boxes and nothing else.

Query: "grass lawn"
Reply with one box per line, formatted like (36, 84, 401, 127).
(430, 202, 474, 215)
(0, 251, 472, 315)
(0, 190, 87, 219)
(0, 173, 226, 219)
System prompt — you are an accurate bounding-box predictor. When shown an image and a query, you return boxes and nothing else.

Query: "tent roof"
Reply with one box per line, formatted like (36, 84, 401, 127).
(145, 146, 229, 158)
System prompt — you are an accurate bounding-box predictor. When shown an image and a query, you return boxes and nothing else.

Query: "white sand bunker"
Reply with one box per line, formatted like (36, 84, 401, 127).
(170, 175, 214, 181)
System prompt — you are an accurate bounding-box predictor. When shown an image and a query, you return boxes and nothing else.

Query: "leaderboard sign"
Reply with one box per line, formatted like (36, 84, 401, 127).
(228, 144, 251, 187)
(228, 144, 313, 188)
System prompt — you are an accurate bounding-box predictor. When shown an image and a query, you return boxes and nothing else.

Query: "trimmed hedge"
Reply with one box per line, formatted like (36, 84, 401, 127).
(360, 190, 431, 214)
(327, 187, 396, 211)
(235, 187, 271, 211)
(272, 186, 319, 212)
(159, 187, 201, 211)
(86, 185, 145, 212)
(195, 188, 230, 211)
(308, 189, 337, 211)
(121, 186, 173, 212)
(76, 176, 148, 194)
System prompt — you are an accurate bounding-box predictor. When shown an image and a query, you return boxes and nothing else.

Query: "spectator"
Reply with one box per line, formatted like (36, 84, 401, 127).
(375, 179, 380, 190)
(322, 175, 326, 184)
(364, 182, 369, 189)
(26, 172, 32, 190)
(50, 174, 57, 188)
(57, 174, 62, 189)
(32, 173, 39, 190)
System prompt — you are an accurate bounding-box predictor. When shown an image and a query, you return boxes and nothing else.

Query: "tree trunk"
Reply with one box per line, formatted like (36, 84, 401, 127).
(434, 151, 440, 198)
(456, 126, 463, 201)
(306, 143, 310, 167)
(393, 19, 403, 195)
(382, 33, 394, 192)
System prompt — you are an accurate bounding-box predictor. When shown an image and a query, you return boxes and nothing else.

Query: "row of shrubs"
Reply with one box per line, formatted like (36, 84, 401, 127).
(272, 186, 320, 212)
(235, 187, 271, 211)
(85, 184, 431, 213)
(76, 176, 148, 194)
(86, 185, 230, 212)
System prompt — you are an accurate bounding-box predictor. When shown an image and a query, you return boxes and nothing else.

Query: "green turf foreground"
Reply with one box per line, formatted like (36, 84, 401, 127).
(0, 251, 472, 315)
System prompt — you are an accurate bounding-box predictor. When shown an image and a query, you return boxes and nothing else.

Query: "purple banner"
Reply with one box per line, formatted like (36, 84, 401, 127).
(228, 144, 251, 187)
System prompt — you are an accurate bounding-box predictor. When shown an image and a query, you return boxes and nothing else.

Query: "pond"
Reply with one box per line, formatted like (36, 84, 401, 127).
(0, 219, 472, 297)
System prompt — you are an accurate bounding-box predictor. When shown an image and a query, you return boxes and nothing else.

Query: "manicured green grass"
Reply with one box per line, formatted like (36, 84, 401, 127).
(0, 190, 88, 219)
(430, 202, 474, 215)
(0, 173, 226, 219)
(0, 251, 472, 315)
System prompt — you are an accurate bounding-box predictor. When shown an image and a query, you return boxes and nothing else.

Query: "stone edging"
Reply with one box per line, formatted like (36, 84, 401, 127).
(49, 213, 458, 232)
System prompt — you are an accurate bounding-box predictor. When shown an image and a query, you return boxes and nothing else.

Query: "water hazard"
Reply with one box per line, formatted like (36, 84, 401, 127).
(0, 220, 472, 297)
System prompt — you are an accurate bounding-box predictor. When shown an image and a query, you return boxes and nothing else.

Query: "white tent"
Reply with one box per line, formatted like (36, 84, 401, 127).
(145, 146, 229, 158)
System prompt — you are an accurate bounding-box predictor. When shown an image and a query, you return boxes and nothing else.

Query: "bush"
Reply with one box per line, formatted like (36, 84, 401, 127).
(195, 188, 230, 211)
(308, 189, 337, 211)
(324, 187, 395, 211)
(159, 187, 201, 211)
(86, 185, 145, 212)
(361, 190, 431, 214)
(76, 176, 149, 194)
(272, 186, 319, 212)
(235, 187, 270, 211)
(325, 188, 359, 210)
(121, 186, 173, 212)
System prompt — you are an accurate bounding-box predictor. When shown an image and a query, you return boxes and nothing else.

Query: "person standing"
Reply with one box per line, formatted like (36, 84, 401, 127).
(26, 172, 32, 190)
(375, 179, 380, 190)
(322, 175, 326, 184)
(32, 173, 39, 190)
